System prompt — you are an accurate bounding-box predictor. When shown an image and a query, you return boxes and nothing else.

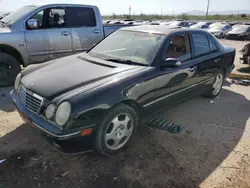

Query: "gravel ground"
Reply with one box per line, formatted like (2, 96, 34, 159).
(0, 40, 249, 188)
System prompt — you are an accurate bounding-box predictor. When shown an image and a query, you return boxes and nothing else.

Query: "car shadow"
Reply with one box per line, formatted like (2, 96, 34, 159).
(0, 87, 249, 188)
(0, 87, 15, 112)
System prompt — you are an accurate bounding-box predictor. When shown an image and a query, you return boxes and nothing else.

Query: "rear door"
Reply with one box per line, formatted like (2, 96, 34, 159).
(189, 32, 222, 91)
(67, 6, 103, 53)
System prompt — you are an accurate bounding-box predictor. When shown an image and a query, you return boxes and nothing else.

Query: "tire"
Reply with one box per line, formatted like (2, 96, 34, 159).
(219, 33, 224, 39)
(94, 103, 139, 156)
(203, 70, 224, 98)
(0, 52, 21, 87)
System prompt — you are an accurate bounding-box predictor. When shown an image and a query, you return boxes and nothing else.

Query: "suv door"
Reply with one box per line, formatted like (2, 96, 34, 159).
(25, 10, 50, 63)
(66, 7, 103, 53)
(25, 7, 73, 63)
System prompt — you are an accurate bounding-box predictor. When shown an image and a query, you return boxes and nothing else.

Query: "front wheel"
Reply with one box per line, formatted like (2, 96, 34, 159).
(0, 53, 21, 87)
(95, 103, 138, 155)
(203, 71, 224, 98)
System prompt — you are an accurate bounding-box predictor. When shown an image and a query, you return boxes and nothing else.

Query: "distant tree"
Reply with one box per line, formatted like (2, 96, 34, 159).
(241, 13, 247, 18)
(112, 13, 117, 19)
(180, 13, 189, 20)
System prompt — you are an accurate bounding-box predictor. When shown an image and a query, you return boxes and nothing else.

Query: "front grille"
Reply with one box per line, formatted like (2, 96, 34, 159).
(19, 85, 44, 114)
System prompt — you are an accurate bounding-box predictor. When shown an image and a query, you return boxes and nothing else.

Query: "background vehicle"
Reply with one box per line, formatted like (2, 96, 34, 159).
(168, 21, 190, 27)
(208, 24, 232, 38)
(0, 4, 131, 87)
(225, 25, 250, 40)
(11, 26, 235, 155)
(190, 23, 209, 29)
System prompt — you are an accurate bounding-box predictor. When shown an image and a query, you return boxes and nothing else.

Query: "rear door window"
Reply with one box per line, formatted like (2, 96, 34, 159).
(191, 33, 210, 57)
(208, 37, 218, 52)
(67, 7, 96, 27)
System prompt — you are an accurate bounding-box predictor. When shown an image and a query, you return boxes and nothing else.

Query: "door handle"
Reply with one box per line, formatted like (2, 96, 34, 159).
(189, 67, 197, 72)
(215, 58, 220, 63)
(61, 31, 70, 36)
(93, 29, 100, 34)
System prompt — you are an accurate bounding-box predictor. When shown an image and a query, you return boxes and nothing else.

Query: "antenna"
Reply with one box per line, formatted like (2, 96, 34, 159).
(206, 0, 210, 16)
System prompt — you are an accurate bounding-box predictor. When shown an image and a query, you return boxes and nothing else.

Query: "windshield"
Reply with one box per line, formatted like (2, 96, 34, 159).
(232, 25, 248, 32)
(1, 6, 37, 26)
(88, 30, 165, 65)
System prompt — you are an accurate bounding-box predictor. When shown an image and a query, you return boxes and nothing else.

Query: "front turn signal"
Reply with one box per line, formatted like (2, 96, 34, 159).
(81, 128, 93, 136)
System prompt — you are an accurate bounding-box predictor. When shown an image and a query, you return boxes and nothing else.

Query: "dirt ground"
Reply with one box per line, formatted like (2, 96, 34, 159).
(0, 40, 250, 188)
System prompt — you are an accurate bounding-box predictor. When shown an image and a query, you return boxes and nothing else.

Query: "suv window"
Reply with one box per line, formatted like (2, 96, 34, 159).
(192, 33, 210, 57)
(48, 8, 65, 28)
(67, 7, 96, 27)
(30, 10, 44, 28)
(27, 8, 66, 29)
(165, 34, 192, 62)
(247, 27, 250, 32)
(209, 37, 218, 52)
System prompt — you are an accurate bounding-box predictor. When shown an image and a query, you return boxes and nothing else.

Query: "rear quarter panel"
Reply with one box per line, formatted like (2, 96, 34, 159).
(221, 45, 236, 75)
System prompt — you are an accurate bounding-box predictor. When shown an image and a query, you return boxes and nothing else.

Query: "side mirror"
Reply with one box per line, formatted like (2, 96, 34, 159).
(27, 19, 38, 29)
(161, 58, 182, 68)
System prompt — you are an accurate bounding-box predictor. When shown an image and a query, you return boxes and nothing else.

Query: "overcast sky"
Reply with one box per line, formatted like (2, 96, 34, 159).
(0, 0, 250, 15)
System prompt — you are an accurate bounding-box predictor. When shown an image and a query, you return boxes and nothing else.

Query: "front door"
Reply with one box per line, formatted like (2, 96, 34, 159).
(149, 32, 206, 111)
(25, 7, 73, 64)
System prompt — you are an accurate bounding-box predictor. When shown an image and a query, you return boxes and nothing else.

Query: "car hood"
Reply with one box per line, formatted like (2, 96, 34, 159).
(0, 26, 11, 33)
(21, 54, 145, 101)
(227, 30, 245, 35)
(208, 28, 222, 33)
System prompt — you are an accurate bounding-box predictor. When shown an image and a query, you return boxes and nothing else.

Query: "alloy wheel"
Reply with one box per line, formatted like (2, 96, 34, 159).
(212, 73, 223, 95)
(104, 113, 133, 150)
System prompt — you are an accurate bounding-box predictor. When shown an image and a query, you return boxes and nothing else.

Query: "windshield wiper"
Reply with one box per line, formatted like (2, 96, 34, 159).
(104, 58, 147, 66)
(0, 20, 6, 27)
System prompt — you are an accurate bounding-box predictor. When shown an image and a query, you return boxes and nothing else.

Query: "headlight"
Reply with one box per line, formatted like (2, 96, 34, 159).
(45, 104, 56, 119)
(55, 101, 71, 126)
(14, 73, 21, 91)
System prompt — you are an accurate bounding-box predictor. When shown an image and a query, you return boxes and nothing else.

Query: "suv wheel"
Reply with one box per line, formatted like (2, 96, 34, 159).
(0, 52, 21, 87)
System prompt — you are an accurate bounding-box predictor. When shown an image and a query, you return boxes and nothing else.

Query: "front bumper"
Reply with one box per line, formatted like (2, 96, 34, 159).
(225, 35, 243, 40)
(10, 90, 95, 154)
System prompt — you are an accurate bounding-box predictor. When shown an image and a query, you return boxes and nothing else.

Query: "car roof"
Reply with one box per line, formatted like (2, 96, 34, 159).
(120, 25, 208, 36)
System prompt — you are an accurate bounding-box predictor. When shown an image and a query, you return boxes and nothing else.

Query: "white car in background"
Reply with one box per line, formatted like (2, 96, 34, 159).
(208, 24, 232, 38)
(190, 23, 209, 29)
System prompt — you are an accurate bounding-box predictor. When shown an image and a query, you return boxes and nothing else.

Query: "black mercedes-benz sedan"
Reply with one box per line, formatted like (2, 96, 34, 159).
(11, 26, 235, 155)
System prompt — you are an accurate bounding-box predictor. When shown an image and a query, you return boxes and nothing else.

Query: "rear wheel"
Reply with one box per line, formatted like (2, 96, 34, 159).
(219, 33, 224, 39)
(203, 70, 224, 98)
(0, 53, 21, 87)
(95, 103, 138, 156)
